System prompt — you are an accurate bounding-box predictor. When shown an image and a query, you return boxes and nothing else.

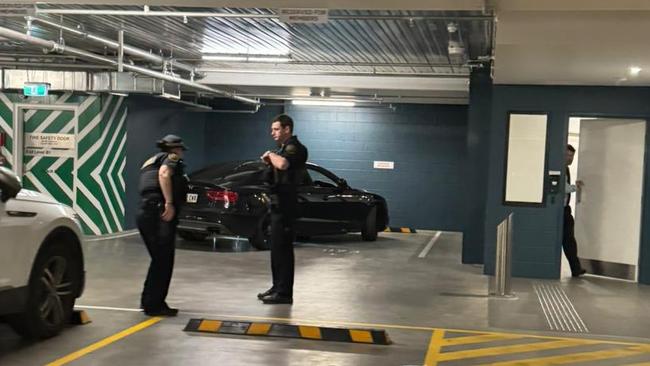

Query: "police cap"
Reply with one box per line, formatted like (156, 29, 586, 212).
(156, 134, 188, 151)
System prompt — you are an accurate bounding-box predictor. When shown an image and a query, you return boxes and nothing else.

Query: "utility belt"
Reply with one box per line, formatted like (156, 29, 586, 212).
(140, 192, 164, 210)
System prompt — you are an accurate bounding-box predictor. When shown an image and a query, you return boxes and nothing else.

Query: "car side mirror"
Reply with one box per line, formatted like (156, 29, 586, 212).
(0, 167, 21, 203)
(338, 178, 349, 188)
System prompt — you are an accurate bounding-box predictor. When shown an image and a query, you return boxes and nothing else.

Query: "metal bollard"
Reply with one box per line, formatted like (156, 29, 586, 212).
(492, 213, 514, 297)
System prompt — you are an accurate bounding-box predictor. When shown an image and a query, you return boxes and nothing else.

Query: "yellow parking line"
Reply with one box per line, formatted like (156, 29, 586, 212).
(442, 333, 523, 346)
(437, 340, 585, 362)
(489, 345, 650, 365)
(46, 317, 162, 366)
(424, 329, 446, 366)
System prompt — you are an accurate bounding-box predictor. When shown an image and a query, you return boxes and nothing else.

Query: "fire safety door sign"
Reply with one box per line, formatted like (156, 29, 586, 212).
(24, 133, 76, 158)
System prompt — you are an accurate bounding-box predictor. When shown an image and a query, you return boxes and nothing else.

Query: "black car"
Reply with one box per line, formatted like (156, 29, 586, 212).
(177, 160, 389, 249)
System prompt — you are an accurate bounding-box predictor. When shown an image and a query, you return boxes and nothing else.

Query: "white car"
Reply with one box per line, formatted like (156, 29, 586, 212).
(0, 167, 85, 339)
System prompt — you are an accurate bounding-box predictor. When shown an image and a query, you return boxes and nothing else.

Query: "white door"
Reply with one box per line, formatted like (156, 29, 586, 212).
(574, 118, 646, 281)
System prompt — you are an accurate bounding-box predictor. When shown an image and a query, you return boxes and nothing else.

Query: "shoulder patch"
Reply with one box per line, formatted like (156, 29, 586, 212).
(284, 144, 297, 154)
(140, 156, 157, 169)
(168, 153, 180, 162)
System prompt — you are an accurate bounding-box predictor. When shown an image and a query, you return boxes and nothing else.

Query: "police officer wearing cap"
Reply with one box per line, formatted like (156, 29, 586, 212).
(258, 114, 308, 304)
(137, 134, 189, 316)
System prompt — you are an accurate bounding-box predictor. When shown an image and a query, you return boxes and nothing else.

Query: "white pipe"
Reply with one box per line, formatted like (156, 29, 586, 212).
(27, 17, 198, 75)
(0, 25, 259, 105)
(118, 29, 124, 72)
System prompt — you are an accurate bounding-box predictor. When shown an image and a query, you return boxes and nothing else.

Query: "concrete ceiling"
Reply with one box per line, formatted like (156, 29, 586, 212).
(493, 1, 650, 85)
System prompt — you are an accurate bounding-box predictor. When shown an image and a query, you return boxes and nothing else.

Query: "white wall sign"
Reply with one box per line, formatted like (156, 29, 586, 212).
(24, 133, 76, 158)
(279, 8, 329, 24)
(374, 161, 395, 170)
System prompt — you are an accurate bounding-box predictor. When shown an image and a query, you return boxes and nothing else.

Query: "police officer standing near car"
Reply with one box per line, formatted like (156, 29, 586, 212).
(258, 114, 308, 304)
(138, 134, 189, 316)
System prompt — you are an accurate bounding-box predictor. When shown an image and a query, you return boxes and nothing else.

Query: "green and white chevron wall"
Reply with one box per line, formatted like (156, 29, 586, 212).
(0, 92, 127, 235)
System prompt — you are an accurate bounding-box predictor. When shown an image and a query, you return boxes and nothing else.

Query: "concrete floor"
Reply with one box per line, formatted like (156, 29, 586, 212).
(1, 231, 650, 365)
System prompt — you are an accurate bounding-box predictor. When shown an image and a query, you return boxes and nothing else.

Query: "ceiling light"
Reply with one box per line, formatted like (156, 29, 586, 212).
(202, 54, 291, 63)
(202, 55, 247, 61)
(629, 66, 642, 76)
(292, 99, 355, 107)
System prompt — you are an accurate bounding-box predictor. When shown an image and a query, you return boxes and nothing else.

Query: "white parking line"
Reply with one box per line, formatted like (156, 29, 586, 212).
(418, 231, 441, 258)
(76, 305, 143, 312)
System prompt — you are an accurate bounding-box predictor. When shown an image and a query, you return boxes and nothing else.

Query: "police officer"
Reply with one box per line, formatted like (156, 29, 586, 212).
(257, 114, 308, 304)
(138, 134, 189, 316)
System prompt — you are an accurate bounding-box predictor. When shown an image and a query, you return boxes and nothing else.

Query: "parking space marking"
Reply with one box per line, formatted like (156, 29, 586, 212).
(422, 329, 650, 365)
(490, 345, 650, 365)
(424, 330, 446, 365)
(418, 231, 442, 258)
(45, 317, 162, 366)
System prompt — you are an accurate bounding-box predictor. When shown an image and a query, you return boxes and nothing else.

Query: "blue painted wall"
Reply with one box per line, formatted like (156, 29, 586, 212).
(125, 98, 469, 234)
(284, 104, 468, 231)
(463, 68, 492, 264)
(202, 103, 469, 230)
(483, 85, 650, 283)
(124, 96, 207, 229)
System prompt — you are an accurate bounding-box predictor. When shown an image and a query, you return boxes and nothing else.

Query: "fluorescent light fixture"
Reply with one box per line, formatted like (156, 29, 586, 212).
(292, 99, 356, 107)
(249, 56, 290, 63)
(629, 66, 642, 76)
(202, 55, 247, 61)
(202, 54, 291, 63)
(109, 92, 129, 97)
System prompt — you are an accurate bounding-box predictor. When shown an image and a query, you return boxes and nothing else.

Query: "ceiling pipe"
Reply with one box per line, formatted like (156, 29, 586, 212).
(34, 8, 493, 21)
(27, 16, 199, 77)
(0, 25, 260, 105)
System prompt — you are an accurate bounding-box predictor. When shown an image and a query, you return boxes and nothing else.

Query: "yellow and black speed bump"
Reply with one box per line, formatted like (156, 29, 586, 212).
(384, 227, 417, 233)
(184, 319, 391, 345)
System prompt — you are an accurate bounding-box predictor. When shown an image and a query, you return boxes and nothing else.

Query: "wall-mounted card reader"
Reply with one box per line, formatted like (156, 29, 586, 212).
(548, 170, 562, 194)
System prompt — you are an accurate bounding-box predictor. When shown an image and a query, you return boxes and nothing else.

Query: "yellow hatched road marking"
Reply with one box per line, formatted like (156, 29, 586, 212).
(198, 320, 222, 332)
(488, 345, 650, 365)
(424, 330, 446, 366)
(299, 326, 322, 339)
(437, 340, 585, 362)
(442, 333, 524, 346)
(247, 323, 272, 335)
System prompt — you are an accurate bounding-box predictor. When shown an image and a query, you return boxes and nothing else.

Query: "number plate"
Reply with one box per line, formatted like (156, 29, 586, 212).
(186, 193, 198, 203)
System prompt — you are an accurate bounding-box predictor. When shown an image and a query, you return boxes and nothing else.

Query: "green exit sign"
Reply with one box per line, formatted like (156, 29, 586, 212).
(23, 83, 49, 97)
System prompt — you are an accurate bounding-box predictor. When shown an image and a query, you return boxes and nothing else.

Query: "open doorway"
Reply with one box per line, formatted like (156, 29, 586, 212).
(563, 117, 646, 281)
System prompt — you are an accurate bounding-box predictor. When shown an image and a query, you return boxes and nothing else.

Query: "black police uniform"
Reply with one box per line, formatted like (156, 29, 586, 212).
(266, 135, 308, 302)
(137, 151, 188, 313)
(563, 168, 585, 277)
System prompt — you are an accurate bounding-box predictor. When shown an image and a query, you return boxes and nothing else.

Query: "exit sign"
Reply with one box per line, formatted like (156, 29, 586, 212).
(23, 83, 49, 97)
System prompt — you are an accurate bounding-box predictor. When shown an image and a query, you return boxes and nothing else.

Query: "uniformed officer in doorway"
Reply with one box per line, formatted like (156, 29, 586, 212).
(137, 134, 189, 316)
(257, 114, 308, 304)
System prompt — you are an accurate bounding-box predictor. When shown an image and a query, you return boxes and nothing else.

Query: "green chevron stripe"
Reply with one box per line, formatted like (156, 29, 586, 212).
(1, 92, 127, 235)
(76, 188, 107, 234)
(77, 97, 101, 135)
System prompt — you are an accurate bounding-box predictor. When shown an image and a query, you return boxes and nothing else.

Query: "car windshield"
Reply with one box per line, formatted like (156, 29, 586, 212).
(190, 161, 267, 183)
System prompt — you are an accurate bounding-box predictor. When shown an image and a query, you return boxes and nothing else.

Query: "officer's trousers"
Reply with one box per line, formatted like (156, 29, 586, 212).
(270, 211, 295, 298)
(137, 204, 177, 311)
(563, 205, 583, 275)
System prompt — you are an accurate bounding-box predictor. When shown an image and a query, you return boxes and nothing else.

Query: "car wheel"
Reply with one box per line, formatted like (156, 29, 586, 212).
(8, 240, 82, 339)
(178, 230, 208, 242)
(248, 215, 270, 250)
(361, 206, 378, 242)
